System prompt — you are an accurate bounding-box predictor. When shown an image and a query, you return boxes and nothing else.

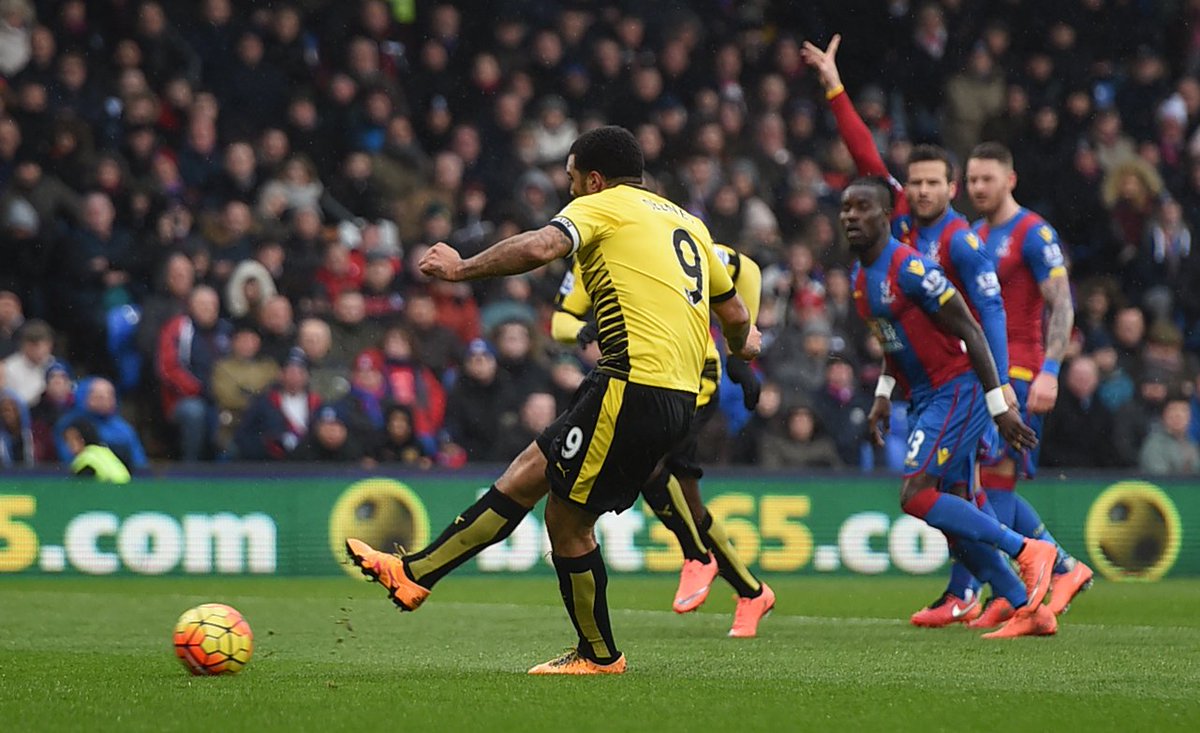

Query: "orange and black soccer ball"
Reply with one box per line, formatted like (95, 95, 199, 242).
(173, 603, 254, 675)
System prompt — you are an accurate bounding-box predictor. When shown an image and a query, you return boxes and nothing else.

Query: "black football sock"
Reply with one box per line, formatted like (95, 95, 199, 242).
(553, 547, 620, 665)
(701, 512, 763, 599)
(642, 475, 709, 562)
(405, 486, 527, 588)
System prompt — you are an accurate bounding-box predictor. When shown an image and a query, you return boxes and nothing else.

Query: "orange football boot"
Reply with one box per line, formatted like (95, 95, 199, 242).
(966, 597, 1015, 630)
(910, 592, 982, 627)
(345, 538, 430, 611)
(981, 603, 1058, 639)
(673, 553, 720, 613)
(1046, 560, 1094, 615)
(527, 649, 627, 675)
(728, 582, 776, 638)
(1014, 539, 1057, 609)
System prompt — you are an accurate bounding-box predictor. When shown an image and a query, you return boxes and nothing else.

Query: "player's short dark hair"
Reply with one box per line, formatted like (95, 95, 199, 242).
(847, 176, 895, 211)
(568, 125, 644, 180)
(907, 144, 955, 181)
(968, 141, 1014, 168)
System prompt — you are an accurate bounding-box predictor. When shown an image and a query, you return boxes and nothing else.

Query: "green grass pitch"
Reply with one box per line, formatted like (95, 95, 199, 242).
(2, 575, 1198, 732)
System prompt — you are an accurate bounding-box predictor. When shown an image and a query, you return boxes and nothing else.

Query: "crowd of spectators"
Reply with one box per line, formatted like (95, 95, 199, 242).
(2, 0, 1200, 476)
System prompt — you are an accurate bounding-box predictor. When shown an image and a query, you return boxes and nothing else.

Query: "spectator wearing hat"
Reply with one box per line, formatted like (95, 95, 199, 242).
(3, 318, 55, 406)
(157, 286, 231, 461)
(234, 346, 320, 460)
(212, 323, 279, 455)
(1140, 397, 1200, 475)
(224, 257, 278, 321)
(290, 404, 368, 463)
(54, 377, 146, 470)
(30, 360, 72, 461)
(444, 338, 509, 462)
(375, 403, 433, 468)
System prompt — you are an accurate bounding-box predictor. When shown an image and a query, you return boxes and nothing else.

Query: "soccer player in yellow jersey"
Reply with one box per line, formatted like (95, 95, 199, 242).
(345, 126, 761, 675)
(551, 244, 775, 637)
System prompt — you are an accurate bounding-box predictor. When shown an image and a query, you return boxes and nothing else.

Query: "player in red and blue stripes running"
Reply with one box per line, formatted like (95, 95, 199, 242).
(965, 142, 1095, 628)
(845, 177, 1059, 639)
(803, 37, 1017, 627)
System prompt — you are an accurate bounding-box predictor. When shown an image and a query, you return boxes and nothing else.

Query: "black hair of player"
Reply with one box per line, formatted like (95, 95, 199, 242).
(847, 176, 895, 213)
(968, 141, 1014, 168)
(568, 126, 644, 180)
(908, 144, 955, 181)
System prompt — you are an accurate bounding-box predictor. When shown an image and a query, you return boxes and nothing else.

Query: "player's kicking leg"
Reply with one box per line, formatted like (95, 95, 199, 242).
(346, 441, 545, 609)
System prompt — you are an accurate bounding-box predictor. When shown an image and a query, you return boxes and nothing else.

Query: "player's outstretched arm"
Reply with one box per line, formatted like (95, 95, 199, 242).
(419, 225, 573, 282)
(931, 293, 1037, 450)
(800, 34, 890, 178)
(1029, 273, 1074, 414)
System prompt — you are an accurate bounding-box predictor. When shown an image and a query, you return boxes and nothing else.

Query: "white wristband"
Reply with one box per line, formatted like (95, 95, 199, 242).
(986, 388, 1009, 417)
(875, 375, 896, 400)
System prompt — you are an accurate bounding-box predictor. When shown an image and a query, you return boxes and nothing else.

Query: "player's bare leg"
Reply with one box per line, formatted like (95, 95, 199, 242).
(346, 442, 544, 610)
(528, 493, 627, 675)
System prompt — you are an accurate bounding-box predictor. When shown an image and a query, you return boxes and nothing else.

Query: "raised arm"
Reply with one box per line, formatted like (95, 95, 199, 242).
(801, 34, 890, 178)
(419, 225, 573, 282)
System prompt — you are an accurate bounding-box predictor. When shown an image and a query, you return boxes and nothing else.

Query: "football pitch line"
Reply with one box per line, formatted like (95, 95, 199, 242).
(435, 599, 1200, 635)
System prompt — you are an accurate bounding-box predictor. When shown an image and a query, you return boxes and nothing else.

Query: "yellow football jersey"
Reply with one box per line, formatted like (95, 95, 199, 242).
(553, 237, 761, 404)
(549, 184, 734, 393)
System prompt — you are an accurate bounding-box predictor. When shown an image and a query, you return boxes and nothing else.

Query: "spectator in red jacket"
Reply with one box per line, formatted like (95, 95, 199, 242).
(157, 285, 230, 460)
(380, 324, 445, 454)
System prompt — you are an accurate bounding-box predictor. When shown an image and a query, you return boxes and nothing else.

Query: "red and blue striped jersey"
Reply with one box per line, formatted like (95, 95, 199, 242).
(852, 239, 971, 405)
(896, 208, 1009, 384)
(974, 208, 1066, 378)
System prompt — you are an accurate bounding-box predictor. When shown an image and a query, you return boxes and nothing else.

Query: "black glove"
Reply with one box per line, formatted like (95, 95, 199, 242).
(725, 357, 761, 410)
(576, 321, 599, 347)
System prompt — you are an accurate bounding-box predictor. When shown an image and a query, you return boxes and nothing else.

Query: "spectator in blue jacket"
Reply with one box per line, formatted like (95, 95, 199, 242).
(54, 377, 147, 469)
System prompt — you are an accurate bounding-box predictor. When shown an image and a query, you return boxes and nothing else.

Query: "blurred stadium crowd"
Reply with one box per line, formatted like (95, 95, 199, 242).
(2, 0, 1200, 475)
